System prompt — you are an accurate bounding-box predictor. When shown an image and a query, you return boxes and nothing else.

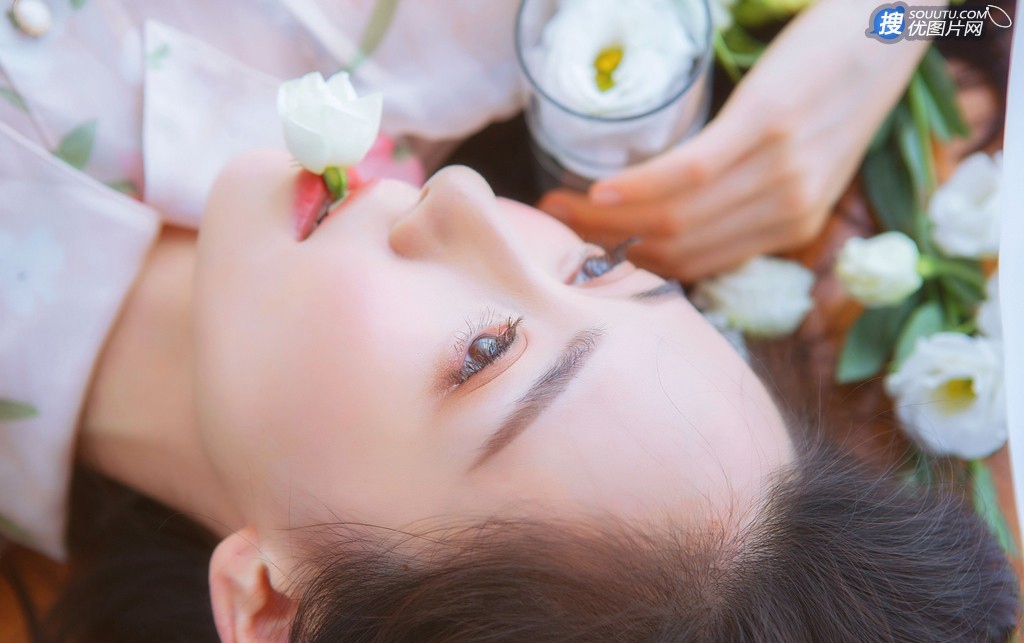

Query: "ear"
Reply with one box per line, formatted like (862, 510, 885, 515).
(209, 526, 296, 643)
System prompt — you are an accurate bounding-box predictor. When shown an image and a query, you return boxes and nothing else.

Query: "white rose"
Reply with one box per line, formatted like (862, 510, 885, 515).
(976, 269, 1001, 339)
(834, 232, 923, 307)
(929, 151, 1002, 258)
(534, 0, 701, 116)
(885, 332, 1007, 460)
(277, 71, 382, 174)
(693, 256, 815, 338)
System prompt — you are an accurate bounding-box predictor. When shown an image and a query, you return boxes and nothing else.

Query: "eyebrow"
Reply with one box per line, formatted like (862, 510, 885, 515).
(470, 328, 604, 470)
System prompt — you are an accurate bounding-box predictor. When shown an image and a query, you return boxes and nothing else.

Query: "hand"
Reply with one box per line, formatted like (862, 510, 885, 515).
(538, 0, 938, 283)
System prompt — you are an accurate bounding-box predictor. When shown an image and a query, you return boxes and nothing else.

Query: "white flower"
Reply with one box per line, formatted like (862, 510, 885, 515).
(277, 71, 382, 175)
(885, 332, 1007, 459)
(929, 151, 1002, 258)
(708, 0, 738, 30)
(976, 269, 1001, 339)
(834, 232, 922, 307)
(0, 227, 64, 316)
(533, 0, 701, 116)
(693, 256, 815, 338)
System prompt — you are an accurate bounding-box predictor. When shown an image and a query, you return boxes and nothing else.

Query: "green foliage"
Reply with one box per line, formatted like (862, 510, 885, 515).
(714, 25, 768, 82)
(146, 43, 170, 70)
(0, 86, 27, 112)
(0, 513, 30, 541)
(861, 133, 916, 235)
(918, 47, 970, 140)
(53, 119, 97, 170)
(970, 460, 1020, 556)
(0, 399, 38, 421)
(892, 301, 944, 368)
(836, 296, 918, 384)
(106, 179, 141, 198)
(347, 0, 401, 72)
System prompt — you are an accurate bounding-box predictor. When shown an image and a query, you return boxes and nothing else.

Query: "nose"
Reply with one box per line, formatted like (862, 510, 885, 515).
(388, 166, 523, 271)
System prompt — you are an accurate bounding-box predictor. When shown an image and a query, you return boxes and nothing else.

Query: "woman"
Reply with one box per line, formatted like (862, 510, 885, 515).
(54, 154, 1017, 642)
(1, 0, 942, 558)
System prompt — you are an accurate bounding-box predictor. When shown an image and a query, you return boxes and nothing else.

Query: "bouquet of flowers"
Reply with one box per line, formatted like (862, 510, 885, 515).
(706, 0, 1014, 555)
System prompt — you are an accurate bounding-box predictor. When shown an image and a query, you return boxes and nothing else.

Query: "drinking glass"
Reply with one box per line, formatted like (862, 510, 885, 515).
(515, 0, 714, 191)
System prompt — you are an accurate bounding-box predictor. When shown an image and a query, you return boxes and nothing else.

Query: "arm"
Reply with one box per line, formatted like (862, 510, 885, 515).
(539, 0, 948, 282)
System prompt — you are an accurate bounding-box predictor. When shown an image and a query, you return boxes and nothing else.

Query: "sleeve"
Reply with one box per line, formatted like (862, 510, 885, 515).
(281, 0, 525, 143)
(0, 121, 160, 560)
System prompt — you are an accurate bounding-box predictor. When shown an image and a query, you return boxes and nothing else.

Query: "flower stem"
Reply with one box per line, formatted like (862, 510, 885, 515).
(713, 31, 742, 83)
(323, 166, 348, 201)
(917, 256, 986, 289)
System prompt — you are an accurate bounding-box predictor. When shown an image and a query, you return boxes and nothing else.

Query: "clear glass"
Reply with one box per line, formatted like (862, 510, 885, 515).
(515, 0, 714, 191)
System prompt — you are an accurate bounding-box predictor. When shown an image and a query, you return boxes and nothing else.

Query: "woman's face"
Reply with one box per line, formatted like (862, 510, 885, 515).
(195, 151, 793, 547)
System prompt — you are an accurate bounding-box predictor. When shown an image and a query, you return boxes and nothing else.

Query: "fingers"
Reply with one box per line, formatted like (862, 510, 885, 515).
(587, 116, 754, 204)
(540, 129, 794, 241)
(628, 207, 827, 283)
(537, 190, 675, 236)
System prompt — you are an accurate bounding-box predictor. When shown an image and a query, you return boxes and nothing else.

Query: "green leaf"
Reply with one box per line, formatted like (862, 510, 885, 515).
(919, 47, 969, 139)
(836, 297, 917, 384)
(0, 86, 27, 112)
(0, 399, 38, 421)
(868, 109, 896, 153)
(970, 460, 1019, 557)
(53, 119, 97, 170)
(915, 71, 952, 141)
(906, 75, 937, 193)
(895, 107, 930, 203)
(861, 143, 916, 235)
(105, 179, 140, 198)
(0, 513, 31, 541)
(732, 0, 804, 29)
(391, 140, 414, 161)
(347, 0, 400, 71)
(892, 301, 944, 368)
(146, 43, 170, 70)
(713, 31, 743, 83)
(940, 275, 984, 319)
(69, 0, 87, 8)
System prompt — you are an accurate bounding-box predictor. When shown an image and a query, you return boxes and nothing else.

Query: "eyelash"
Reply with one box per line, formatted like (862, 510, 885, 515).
(453, 312, 523, 386)
(451, 238, 636, 387)
(571, 238, 636, 285)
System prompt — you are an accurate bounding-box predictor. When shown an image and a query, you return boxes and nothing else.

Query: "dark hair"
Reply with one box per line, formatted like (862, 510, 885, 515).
(288, 440, 1018, 642)
(40, 435, 1018, 643)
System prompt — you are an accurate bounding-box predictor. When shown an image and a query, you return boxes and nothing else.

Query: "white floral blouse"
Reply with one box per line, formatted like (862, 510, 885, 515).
(0, 0, 524, 559)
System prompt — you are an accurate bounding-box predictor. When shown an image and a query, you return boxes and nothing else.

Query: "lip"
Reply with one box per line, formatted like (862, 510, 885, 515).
(292, 168, 371, 242)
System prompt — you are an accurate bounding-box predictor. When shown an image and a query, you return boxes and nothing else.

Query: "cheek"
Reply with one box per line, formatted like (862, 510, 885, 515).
(500, 201, 582, 273)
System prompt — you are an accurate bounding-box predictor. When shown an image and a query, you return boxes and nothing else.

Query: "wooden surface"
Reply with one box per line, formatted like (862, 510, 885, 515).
(0, 58, 1016, 641)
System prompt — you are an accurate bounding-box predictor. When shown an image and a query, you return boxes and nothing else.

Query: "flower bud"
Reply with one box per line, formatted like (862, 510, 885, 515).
(835, 232, 922, 307)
